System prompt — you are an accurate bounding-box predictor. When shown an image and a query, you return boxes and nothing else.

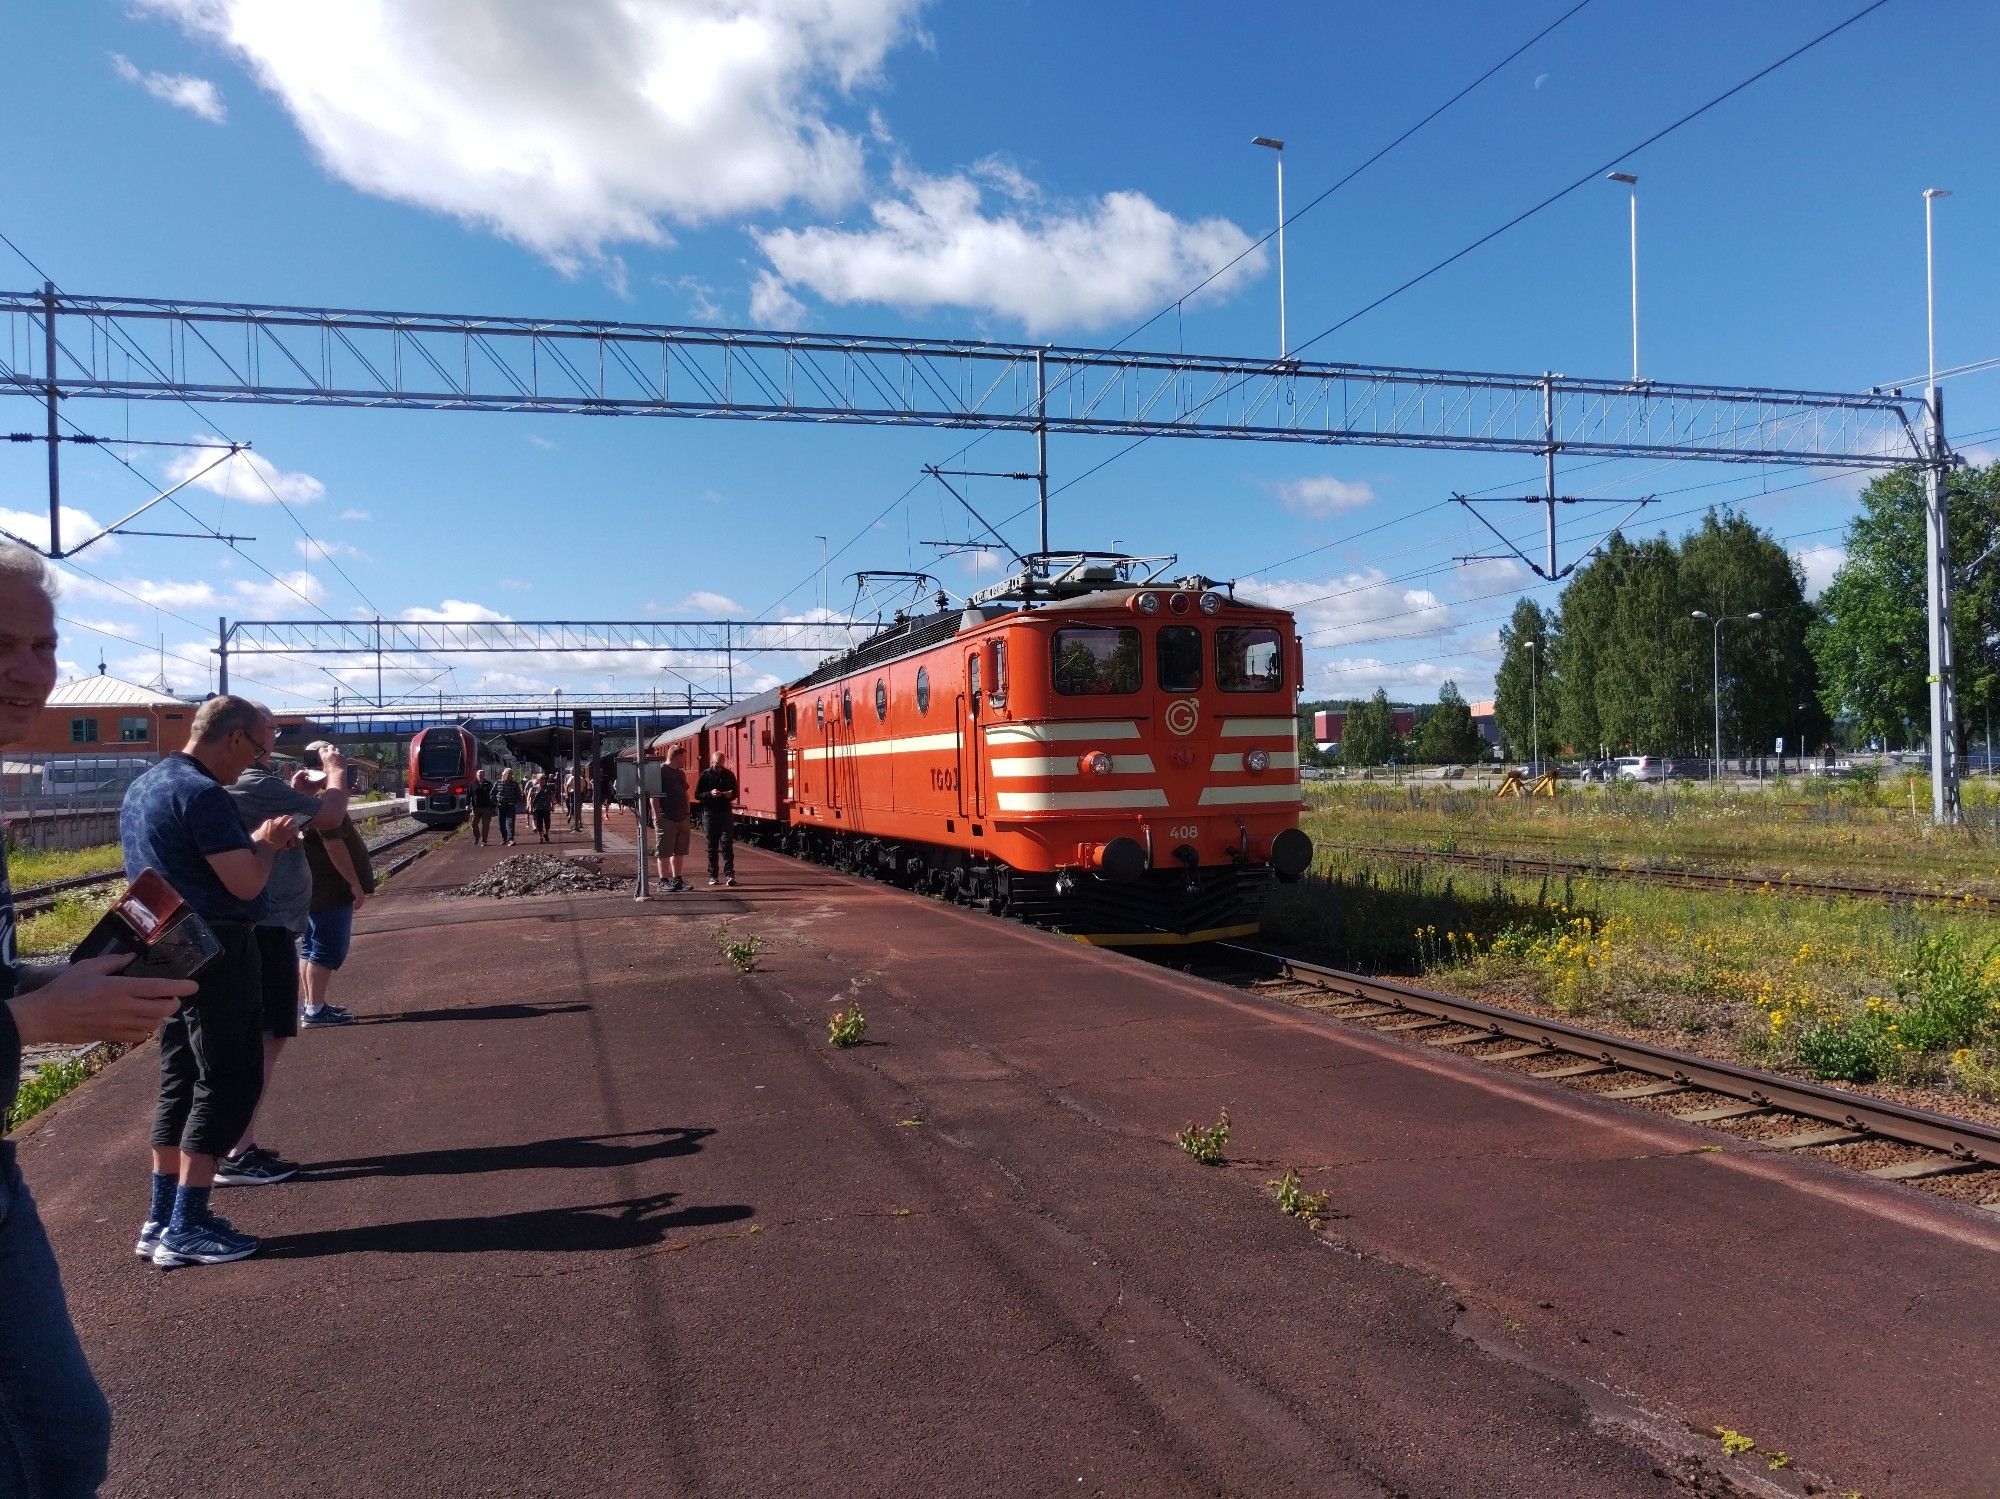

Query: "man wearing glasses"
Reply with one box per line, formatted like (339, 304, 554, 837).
(120, 696, 302, 1268)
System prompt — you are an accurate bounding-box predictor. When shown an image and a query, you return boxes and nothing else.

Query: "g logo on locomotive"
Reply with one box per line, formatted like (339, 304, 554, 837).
(1164, 699, 1200, 737)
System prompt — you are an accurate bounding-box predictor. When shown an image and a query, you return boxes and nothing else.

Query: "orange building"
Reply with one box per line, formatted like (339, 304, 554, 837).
(23, 675, 197, 758)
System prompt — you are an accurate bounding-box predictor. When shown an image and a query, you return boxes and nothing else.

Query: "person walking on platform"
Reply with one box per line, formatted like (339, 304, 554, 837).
(0, 543, 195, 1494)
(695, 751, 739, 887)
(529, 770, 556, 843)
(300, 807, 375, 1028)
(216, 736, 352, 1186)
(652, 745, 691, 890)
(468, 768, 496, 846)
(494, 768, 523, 846)
(123, 694, 304, 1269)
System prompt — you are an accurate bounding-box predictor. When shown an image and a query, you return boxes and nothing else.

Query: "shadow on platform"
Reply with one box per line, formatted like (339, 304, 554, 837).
(357, 1000, 594, 1025)
(305, 1126, 713, 1182)
(255, 1190, 754, 1259)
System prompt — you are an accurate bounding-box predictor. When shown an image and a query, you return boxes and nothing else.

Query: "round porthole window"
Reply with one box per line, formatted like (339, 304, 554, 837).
(874, 678, 888, 722)
(915, 667, 931, 715)
(815, 698, 825, 730)
(841, 687, 853, 726)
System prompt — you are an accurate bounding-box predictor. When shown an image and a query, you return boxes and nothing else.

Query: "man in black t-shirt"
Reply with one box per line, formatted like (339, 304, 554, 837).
(694, 753, 739, 887)
(652, 746, 692, 890)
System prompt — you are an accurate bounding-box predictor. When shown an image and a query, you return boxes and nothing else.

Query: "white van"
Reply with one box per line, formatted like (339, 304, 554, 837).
(1613, 755, 1667, 782)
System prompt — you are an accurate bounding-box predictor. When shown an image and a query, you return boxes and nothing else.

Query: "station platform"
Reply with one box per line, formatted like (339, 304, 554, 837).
(17, 815, 1998, 1497)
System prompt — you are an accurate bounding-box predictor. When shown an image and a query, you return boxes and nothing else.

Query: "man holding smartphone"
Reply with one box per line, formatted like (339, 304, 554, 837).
(216, 732, 350, 1186)
(122, 695, 304, 1269)
(0, 544, 201, 1494)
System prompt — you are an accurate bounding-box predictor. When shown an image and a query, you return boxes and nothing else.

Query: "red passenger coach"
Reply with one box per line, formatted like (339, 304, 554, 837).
(407, 725, 480, 827)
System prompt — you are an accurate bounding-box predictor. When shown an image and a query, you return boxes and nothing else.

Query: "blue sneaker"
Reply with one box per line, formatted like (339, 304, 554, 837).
(301, 1003, 355, 1028)
(152, 1216, 259, 1267)
(135, 1220, 164, 1259)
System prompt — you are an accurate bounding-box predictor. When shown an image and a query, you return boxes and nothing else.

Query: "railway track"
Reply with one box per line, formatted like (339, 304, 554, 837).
(1331, 840, 2000, 911)
(1189, 944, 2000, 1207)
(13, 817, 435, 918)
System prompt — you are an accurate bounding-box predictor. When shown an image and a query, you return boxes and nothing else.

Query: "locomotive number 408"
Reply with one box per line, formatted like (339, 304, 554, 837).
(1167, 824, 1200, 841)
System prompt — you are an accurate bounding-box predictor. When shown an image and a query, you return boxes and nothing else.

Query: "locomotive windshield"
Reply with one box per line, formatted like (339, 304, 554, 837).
(1158, 626, 1202, 693)
(1052, 627, 1141, 695)
(1217, 626, 1284, 692)
(416, 731, 466, 777)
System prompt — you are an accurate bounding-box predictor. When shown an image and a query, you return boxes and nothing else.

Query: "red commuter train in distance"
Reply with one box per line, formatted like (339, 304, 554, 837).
(407, 725, 479, 827)
(651, 556, 1313, 944)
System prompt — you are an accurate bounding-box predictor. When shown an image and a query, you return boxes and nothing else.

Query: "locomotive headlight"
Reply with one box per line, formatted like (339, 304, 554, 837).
(1245, 748, 1270, 774)
(1135, 592, 1161, 615)
(1081, 750, 1114, 776)
(1168, 592, 1191, 615)
(1197, 591, 1224, 615)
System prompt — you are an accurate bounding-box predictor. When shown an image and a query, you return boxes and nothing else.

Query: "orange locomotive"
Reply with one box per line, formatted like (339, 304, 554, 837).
(652, 557, 1313, 943)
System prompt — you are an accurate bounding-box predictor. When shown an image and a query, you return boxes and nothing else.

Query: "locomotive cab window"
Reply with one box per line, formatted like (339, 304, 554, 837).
(915, 667, 931, 715)
(1052, 626, 1141, 695)
(815, 698, 825, 730)
(1217, 626, 1284, 692)
(785, 704, 797, 736)
(841, 688, 853, 726)
(1158, 626, 1202, 693)
(968, 653, 982, 713)
(874, 679, 887, 722)
(989, 640, 1008, 709)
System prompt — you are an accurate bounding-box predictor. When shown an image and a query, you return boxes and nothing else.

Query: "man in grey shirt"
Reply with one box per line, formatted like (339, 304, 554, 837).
(216, 725, 348, 1185)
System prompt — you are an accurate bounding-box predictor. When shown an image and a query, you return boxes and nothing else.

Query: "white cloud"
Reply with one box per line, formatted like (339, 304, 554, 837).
(166, 441, 326, 505)
(526, 434, 557, 452)
(111, 52, 227, 123)
(1269, 475, 1375, 519)
(401, 599, 513, 624)
(658, 275, 725, 323)
(500, 578, 533, 592)
(1794, 543, 1845, 600)
(137, 0, 922, 271)
(296, 536, 365, 561)
(748, 269, 808, 328)
(1454, 556, 1529, 593)
(231, 570, 328, 611)
(757, 165, 1262, 335)
(1242, 571, 1457, 648)
(1317, 655, 1491, 704)
(56, 571, 215, 610)
(673, 590, 746, 616)
(337, 507, 372, 522)
(0, 507, 119, 556)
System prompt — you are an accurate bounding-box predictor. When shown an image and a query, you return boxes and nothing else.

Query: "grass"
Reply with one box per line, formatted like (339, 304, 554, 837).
(1267, 1167, 1329, 1227)
(1302, 777, 2000, 896)
(6, 840, 123, 887)
(7, 1055, 96, 1130)
(1175, 1111, 1231, 1165)
(827, 1004, 867, 1048)
(16, 890, 118, 959)
(1263, 845, 2000, 1107)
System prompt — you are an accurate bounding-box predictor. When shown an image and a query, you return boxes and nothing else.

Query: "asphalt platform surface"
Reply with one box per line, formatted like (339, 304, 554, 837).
(18, 813, 1999, 1497)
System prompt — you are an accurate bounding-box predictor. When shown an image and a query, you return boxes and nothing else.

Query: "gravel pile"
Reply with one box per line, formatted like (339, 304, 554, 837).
(449, 854, 624, 899)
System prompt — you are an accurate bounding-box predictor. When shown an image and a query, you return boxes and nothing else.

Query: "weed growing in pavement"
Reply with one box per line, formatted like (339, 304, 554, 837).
(724, 935, 763, 973)
(1766, 1451, 1791, 1471)
(1175, 1112, 1230, 1165)
(8, 1057, 90, 1130)
(828, 1004, 867, 1048)
(1267, 1167, 1328, 1228)
(1712, 1428, 1756, 1457)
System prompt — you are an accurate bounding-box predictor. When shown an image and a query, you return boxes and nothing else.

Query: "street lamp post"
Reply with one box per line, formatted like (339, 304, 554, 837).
(1252, 137, 1286, 360)
(1922, 186, 1960, 824)
(1523, 637, 1541, 776)
(1692, 610, 1762, 781)
(1606, 173, 1640, 382)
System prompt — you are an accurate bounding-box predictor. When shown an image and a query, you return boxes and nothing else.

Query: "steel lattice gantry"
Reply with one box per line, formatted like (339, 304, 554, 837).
(0, 287, 1930, 467)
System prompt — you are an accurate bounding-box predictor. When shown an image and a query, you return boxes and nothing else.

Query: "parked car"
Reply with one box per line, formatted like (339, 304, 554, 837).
(1613, 755, 1667, 782)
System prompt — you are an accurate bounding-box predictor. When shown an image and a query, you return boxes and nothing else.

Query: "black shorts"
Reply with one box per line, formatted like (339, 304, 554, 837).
(255, 925, 301, 1038)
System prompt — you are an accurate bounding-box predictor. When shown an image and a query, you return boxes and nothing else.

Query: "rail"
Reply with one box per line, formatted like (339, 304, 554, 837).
(1213, 944, 2000, 1167)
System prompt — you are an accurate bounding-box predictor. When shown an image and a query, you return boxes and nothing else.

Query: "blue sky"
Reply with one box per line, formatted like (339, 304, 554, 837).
(1, 0, 1995, 710)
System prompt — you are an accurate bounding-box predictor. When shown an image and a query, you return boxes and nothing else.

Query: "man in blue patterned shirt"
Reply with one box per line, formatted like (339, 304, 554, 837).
(0, 545, 196, 1496)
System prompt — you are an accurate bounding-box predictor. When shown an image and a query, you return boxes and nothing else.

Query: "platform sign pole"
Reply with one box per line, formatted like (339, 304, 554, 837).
(634, 713, 650, 900)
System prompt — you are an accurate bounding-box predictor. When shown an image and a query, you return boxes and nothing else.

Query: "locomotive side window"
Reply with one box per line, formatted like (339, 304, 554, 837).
(916, 667, 931, 715)
(1217, 626, 1284, 692)
(815, 698, 825, 730)
(1052, 627, 1141, 695)
(786, 704, 797, 736)
(968, 653, 982, 712)
(989, 640, 1008, 709)
(874, 679, 887, 722)
(1158, 626, 1202, 693)
(842, 687, 853, 726)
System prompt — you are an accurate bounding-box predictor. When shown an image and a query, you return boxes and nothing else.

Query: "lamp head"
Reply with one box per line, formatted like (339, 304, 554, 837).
(1251, 136, 1284, 152)
(1747, 611, 1764, 620)
(1606, 171, 1638, 186)
(1924, 187, 1952, 200)
(1691, 610, 1709, 620)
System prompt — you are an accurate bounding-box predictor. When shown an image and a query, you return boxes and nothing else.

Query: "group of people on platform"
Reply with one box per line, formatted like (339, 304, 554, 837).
(0, 543, 379, 1492)
(466, 766, 561, 847)
(647, 744, 739, 891)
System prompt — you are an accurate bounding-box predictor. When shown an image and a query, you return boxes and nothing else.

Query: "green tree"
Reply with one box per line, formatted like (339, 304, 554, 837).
(1808, 461, 2000, 752)
(1550, 535, 1630, 759)
(1592, 536, 1703, 754)
(1493, 599, 1557, 762)
(1678, 510, 1828, 761)
(1412, 680, 1487, 764)
(1338, 688, 1401, 767)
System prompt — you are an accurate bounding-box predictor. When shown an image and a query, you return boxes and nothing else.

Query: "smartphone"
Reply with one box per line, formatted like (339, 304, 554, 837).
(284, 811, 317, 833)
